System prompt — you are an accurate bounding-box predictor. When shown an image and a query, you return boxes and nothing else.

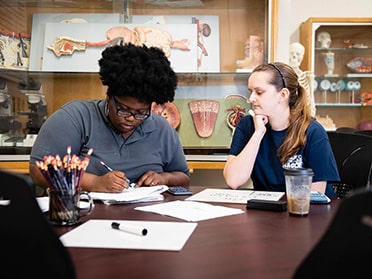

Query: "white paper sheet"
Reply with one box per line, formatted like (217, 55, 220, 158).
(36, 196, 49, 212)
(89, 185, 168, 205)
(185, 188, 285, 204)
(36, 196, 93, 212)
(60, 219, 197, 251)
(135, 200, 244, 222)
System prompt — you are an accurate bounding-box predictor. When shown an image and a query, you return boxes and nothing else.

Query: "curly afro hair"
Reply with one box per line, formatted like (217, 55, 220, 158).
(98, 43, 177, 104)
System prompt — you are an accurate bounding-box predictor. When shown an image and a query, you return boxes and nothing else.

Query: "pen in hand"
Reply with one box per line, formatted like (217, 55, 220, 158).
(111, 222, 148, 236)
(100, 160, 136, 188)
(100, 160, 113, 172)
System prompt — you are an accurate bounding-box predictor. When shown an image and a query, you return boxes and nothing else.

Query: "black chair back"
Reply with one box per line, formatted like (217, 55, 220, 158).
(354, 129, 372, 137)
(293, 188, 372, 278)
(335, 126, 357, 134)
(0, 170, 75, 279)
(327, 131, 372, 194)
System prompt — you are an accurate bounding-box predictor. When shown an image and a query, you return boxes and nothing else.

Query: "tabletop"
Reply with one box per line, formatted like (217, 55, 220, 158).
(55, 186, 341, 279)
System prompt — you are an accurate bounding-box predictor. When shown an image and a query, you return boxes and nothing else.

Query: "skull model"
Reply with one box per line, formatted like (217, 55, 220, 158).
(317, 32, 332, 48)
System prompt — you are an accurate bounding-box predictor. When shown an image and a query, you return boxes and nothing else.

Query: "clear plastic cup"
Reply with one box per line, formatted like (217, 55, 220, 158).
(284, 168, 314, 217)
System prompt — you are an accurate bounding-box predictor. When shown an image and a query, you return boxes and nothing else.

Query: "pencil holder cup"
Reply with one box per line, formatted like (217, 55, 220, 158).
(48, 188, 93, 226)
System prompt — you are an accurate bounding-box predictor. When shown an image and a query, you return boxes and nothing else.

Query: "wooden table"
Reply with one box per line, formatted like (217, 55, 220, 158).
(55, 186, 341, 279)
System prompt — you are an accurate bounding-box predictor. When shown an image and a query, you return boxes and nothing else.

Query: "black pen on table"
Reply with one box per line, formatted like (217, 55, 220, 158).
(111, 222, 148, 236)
(100, 161, 136, 188)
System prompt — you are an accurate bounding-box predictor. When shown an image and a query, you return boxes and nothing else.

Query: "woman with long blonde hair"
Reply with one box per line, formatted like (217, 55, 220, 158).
(223, 62, 339, 197)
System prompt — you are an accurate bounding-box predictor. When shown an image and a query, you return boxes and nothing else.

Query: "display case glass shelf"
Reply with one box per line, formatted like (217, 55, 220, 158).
(0, 0, 276, 164)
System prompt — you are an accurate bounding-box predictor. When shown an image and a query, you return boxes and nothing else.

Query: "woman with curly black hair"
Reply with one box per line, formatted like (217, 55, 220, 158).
(30, 43, 190, 193)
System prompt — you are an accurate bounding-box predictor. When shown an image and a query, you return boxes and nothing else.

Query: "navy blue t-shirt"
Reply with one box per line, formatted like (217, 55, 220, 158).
(229, 115, 340, 197)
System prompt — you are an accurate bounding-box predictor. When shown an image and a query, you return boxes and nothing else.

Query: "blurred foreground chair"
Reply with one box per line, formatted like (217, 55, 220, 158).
(327, 131, 372, 198)
(293, 187, 372, 278)
(354, 129, 372, 137)
(0, 170, 75, 279)
(335, 126, 357, 134)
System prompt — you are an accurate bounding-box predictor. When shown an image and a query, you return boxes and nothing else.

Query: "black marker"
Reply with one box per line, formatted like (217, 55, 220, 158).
(111, 222, 148, 236)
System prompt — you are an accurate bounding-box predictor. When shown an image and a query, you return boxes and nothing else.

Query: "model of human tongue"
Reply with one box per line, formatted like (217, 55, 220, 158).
(188, 100, 219, 138)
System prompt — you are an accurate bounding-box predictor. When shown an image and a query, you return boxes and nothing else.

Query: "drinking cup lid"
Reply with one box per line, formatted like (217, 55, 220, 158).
(283, 168, 314, 176)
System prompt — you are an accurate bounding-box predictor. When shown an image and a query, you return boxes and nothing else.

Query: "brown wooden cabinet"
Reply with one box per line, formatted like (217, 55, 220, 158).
(300, 17, 372, 129)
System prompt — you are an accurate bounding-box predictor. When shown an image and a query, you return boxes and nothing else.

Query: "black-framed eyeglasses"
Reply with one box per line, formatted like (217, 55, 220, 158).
(111, 96, 151, 120)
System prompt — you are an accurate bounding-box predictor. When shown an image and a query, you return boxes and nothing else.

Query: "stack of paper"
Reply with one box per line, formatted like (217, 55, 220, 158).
(89, 185, 168, 205)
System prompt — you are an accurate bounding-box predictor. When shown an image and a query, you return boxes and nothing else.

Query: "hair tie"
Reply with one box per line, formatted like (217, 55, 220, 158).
(296, 83, 300, 96)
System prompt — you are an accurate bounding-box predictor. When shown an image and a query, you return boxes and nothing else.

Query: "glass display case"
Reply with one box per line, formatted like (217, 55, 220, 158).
(300, 17, 372, 129)
(0, 0, 276, 172)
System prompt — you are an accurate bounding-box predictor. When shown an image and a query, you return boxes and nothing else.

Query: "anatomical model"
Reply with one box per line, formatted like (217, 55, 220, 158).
(236, 35, 264, 71)
(47, 25, 191, 58)
(289, 42, 316, 116)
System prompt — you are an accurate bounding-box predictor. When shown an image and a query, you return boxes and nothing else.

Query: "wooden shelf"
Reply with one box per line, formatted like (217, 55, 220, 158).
(0, 160, 227, 175)
(0, 161, 29, 174)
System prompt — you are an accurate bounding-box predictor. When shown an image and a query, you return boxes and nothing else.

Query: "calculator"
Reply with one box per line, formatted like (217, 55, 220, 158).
(167, 186, 193, 196)
(310, 191, 331, 204)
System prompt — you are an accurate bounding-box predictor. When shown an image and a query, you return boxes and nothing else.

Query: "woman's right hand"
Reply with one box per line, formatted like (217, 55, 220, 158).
(88, 171, 129, 193)
(96, 171, 126, 192)
(252, 113, 269, 134)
